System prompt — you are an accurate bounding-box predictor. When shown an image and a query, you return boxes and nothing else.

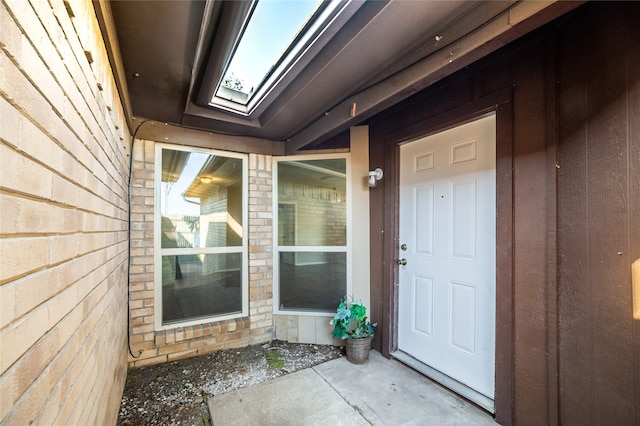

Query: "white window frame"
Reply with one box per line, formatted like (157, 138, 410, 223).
(154, 144, 248, 330)
(272, 153, 351, 317)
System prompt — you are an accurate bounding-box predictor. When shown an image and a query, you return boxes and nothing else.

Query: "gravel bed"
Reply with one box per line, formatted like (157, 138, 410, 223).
(117, 341, 343, 425)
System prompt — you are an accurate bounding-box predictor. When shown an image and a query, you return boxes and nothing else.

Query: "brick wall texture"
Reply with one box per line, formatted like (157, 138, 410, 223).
(0, 0, 130, 424)
(128, 145, 274, 368)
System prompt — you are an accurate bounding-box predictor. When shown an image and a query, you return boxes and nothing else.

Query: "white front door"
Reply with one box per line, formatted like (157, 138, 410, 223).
(397, 114, 496, 411)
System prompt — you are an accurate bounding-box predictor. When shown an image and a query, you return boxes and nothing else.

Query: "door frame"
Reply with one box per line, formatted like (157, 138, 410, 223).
(374, 88, 513, 423)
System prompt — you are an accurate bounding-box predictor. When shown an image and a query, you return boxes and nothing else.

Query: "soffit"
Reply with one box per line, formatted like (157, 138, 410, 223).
(101, 0, 582, 152)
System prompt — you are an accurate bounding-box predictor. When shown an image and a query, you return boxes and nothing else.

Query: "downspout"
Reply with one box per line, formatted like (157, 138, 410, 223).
(126, 119, 151, 358)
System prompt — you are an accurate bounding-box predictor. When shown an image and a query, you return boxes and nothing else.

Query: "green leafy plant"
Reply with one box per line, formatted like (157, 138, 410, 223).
(266, 350, 285, 369)
(330, 297, 377, 339)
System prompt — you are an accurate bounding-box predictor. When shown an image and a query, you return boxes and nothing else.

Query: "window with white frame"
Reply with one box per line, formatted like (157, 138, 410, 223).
(155, 145, 248, 328)
(274, 155, 350, 313)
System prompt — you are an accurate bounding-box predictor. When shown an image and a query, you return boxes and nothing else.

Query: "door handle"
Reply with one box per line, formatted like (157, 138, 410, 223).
(397, 258, 407, 266)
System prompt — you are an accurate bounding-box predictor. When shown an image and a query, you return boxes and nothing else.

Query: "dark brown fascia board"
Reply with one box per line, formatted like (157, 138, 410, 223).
(132, 118, 285, 156)
(285, 0, 584, 154)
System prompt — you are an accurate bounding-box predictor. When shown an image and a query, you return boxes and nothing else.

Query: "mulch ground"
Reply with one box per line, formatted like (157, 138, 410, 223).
(117, 340, 343, 425)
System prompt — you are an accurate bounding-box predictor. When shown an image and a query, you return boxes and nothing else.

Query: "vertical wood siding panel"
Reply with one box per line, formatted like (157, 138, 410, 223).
(585, 6, 635, 424)
(629, 5, 640, 425)
(511, 40, 550, 425)
(557, 7, 594, 423)
(559, 3, 640, 425)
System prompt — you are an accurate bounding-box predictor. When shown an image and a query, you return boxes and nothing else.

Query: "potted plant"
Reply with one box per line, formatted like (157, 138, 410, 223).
(330, 297, 377, 364)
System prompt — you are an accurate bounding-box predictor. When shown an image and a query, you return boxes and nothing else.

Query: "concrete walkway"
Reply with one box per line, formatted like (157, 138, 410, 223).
(208, 351, 497, 425)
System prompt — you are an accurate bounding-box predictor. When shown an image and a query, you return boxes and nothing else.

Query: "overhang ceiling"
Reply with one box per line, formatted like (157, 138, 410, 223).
(97, 0, 581, 154)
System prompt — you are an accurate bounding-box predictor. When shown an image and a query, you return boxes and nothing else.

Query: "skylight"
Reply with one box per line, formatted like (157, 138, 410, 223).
(212, 0, 343, 114)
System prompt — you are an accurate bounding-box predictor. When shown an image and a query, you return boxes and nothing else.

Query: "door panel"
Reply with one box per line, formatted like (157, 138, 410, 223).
(414, 185, 435, 255)
(450, 280, 477, 355)
(413, 275, 434, 337)
(451, 179, 477, 260)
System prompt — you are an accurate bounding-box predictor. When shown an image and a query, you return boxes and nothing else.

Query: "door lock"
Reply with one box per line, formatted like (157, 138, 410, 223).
(397, 258, 407, 266)
(400, 244, 407, 251)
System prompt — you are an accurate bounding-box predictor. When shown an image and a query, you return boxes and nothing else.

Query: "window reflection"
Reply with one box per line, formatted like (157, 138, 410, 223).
(161, 149, 243, 249)
(277, 159, 346, 246)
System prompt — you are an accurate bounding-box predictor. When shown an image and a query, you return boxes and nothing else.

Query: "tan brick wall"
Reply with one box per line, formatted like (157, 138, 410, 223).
(0, 0, 129, 424)
(248, 154, 274, 343)
(127, 146, 274, 368)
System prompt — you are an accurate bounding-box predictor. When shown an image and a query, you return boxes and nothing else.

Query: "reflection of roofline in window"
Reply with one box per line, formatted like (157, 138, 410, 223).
(183, 156, 243, 198)
(278, 158, 347, 191)
(162, 149, 190, 182)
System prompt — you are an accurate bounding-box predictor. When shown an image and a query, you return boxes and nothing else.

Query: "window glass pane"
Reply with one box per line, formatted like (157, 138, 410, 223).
(278, 251, 346, 312)
(277, 159, 346, 246)
(162, 253, 242, 324)
(161, 148, 243, 248)
(217, 0, 322, 103)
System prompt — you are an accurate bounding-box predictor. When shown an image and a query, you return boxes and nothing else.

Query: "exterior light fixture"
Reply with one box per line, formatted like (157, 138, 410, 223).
(199, 176, 212, 184)
(368, 168, 383, 188)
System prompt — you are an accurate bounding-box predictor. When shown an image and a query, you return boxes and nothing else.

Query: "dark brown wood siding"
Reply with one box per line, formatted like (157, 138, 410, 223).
(557, 3, 640, 425)
(367, 2, 640, 424)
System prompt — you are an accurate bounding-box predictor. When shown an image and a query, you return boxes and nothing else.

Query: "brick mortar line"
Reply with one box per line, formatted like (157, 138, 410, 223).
(0, 143, 129, 218)
(0, 238, 128, 286)
(1, 250, 126, 379)
(0, 46, 129, 197)
(0, 185, 126, 215)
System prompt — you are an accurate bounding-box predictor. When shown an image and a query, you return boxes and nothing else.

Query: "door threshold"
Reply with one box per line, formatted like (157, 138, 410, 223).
(391, 350, 495, 414)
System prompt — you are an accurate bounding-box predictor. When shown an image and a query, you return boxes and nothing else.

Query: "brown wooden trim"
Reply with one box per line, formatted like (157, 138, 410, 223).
(543, 30, 559, 426)
(494, 99, 514, 426)
(384, 87, 512, 146)
(382, 132, 400, 356)
(369, 125, 386, 354)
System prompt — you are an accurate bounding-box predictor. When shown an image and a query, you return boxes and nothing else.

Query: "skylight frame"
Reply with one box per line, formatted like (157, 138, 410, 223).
(209, 0, 351, 116)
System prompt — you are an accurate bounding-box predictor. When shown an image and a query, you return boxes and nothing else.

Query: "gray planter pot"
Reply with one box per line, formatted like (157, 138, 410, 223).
(345, 336, 373, 364)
